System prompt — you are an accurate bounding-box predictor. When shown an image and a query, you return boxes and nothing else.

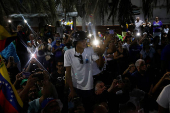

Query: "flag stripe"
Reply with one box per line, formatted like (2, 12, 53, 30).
(0, 39, 6, 52)
(0, 88, 19, 113)
(0, 36, 17, 52)
(0, 55, 23, 107)
(0, 74, 21, 112)
(0, 25, 17, 40)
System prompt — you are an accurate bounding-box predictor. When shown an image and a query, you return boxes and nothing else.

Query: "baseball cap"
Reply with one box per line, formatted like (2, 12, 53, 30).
(73, 31, 87, 42)
(41, 98, 63, 111)
(27, 41, 31, 44)
(20, 79, 28, 86)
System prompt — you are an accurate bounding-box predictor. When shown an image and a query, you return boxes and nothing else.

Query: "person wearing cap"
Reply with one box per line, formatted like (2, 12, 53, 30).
(67, 18, 73, 26)
(27, 41, 36, 55)
(61, 18, 67, 27)
(52, 37, 65, 62)
(20, 79, 28, 88)
(41, 97, 63, 113)
(64, 31, 105, 112)
(26, 72, 58, 113)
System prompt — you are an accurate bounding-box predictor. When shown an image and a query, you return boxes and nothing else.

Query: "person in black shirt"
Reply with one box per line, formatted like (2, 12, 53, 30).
(50, 60, 65, 103)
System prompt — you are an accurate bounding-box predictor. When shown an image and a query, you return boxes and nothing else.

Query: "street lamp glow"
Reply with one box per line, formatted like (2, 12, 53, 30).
(48, 25, 51, 26)
(8, 20, 11, 23)
(89, 34, 92, 37)
(24, 20, 27, 23)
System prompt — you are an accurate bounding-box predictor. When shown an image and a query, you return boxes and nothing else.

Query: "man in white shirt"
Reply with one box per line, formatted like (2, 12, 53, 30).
(64, 31, 104, 113)
(156, 84, 170, 113)
(135, 17, 143, 33)
(61, 18, 67, 26)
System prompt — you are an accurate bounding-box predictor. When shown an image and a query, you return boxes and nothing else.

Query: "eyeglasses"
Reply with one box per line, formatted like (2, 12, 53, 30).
(74, 54, 83, 64)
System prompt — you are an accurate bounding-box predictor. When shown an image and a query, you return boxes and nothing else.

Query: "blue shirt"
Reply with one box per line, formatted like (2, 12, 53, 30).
(131, 71, 153, 93)
(52, 44, 65, 58)
(129, 44, 142, 62)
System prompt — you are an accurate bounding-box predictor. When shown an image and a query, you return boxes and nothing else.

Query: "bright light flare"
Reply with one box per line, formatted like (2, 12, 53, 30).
(31, 54, 35, 58)
(89, 34, 92, 37)
(24, 20, 27, 23)
(8, 20, 11, 23)
(137, 32, 141, 36)
(93, 39, 99, 46)
(48, 25, 51, 26)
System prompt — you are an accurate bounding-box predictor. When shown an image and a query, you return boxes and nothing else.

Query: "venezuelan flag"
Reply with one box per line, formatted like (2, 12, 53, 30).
(0, 55, 23, 113)
(0, 25, 17, 52)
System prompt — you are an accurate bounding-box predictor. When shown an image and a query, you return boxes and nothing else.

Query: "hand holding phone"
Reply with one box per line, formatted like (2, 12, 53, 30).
(22, 72, 31, 79)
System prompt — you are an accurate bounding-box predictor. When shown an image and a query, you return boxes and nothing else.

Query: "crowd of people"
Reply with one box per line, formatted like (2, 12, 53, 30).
(0, 16, 170, 113)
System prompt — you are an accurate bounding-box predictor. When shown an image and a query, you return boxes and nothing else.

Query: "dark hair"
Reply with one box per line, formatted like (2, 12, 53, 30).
(56, 59, 64, 66)
(124, 36, 131, 42)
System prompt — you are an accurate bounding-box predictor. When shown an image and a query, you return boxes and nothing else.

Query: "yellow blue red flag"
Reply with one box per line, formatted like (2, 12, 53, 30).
(0, 55, 23, 113)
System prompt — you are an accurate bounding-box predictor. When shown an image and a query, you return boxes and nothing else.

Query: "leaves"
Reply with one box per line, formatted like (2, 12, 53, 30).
(0, 0, 169, 26)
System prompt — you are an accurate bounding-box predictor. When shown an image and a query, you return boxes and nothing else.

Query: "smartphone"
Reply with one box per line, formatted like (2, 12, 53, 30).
(22, 72, 31, 79)
(9, 56, 14, 62)
(109, 30, 114, 34)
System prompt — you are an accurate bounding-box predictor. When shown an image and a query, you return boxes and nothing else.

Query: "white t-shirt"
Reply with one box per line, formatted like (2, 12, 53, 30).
(28, 98, 40, 113)
(92, 61, 101, 76)
(156, 84, 170, 111)
(27, 46, 36, 54)
(135, 20, 143, 32)
(164, 28, 169, 34)
(122, 43, 130, 51)
(64, 47, 99, 90)
(61, 22, 67, 26)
